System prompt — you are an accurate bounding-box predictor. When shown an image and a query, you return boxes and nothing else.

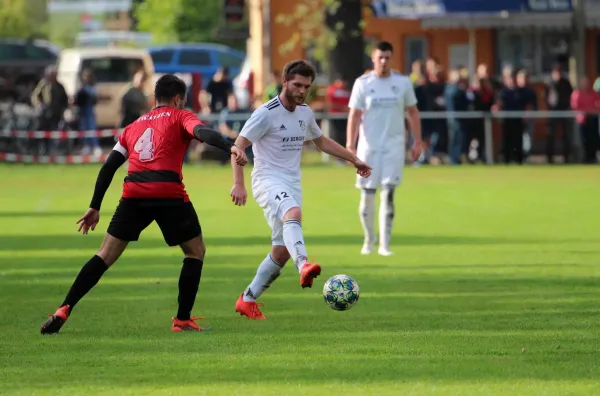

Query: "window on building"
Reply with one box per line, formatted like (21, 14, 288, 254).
(404, 36, 428, 74)
(540, 33, 570, 72)
(496, 30, 571, 78)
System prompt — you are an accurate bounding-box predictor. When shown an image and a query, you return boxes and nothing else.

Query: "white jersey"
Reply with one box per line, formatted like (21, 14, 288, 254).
(240, 96, 322, 184)
(348, 71, 417, 152)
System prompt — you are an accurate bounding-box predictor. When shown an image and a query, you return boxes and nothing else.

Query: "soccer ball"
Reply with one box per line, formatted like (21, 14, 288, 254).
(322, 274, 360, 311)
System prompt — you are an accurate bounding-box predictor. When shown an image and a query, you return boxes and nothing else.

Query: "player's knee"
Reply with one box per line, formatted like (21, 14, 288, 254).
(362, 188, 376, 195)
(271, 245, 290, 266)
(97, 234, 127, 267)
(282, 206, 302, 222)
(96, 249, 117, 267)
(187, 243, 206, 261)
(180, 236, 206, 260)
(381, 185, 395, 204)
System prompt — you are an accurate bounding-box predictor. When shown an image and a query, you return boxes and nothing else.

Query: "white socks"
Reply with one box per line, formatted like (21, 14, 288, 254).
(242, 219, 309, 303)
(379, 186, 395, 251)
(359, 189, 376, 247)
(283, 220, 308, 272)
(243, 254, 282, 302)
(360, 187, 395, 252)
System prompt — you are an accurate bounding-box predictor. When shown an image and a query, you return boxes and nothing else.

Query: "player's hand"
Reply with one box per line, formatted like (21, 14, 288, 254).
(231, 146, 248, 166)
(353, 159, 372, 178)
(230, 184, 247, 206)
(77, 208, 100, 235)
(411, 140, 424, 162)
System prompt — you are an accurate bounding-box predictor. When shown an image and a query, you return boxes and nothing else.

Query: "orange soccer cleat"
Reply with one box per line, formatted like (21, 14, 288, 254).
(41, 305, 70, 335)
(171, 316, 210, 332)
(235, 293, 266, 320)
(300, 262, 322, 289)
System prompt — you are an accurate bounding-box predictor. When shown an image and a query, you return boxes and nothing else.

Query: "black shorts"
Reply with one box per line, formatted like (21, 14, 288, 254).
(107, 199, 201, 246)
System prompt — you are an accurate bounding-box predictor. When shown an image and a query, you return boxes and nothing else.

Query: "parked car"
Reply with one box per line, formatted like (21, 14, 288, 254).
(57, 47, 154, 128)
(148, 43, 246, 86)
(0, 39, 61, 103)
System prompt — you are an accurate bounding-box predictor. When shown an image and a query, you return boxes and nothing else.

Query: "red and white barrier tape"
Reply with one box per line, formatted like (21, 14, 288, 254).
(0, 152, 109, 164)
(0, 129, 123, 139)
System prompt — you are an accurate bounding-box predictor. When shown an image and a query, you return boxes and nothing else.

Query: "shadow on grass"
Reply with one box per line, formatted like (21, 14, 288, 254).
(2, 324, 599, 389)
(0, 233, 593, 251)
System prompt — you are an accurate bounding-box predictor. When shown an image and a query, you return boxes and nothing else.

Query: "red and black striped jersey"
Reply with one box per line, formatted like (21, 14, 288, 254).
(114, 106, 201, 201)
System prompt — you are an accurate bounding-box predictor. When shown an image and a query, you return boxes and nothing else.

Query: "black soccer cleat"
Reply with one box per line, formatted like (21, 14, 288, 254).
(41, 305, 70, 335)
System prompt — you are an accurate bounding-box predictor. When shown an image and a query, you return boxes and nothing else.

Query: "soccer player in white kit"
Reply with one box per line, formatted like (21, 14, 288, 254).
(346, 41, 423, 256)
(229, 60, 372, 319)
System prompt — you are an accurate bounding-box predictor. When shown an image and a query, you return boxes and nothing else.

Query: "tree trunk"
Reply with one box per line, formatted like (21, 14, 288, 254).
(324, 0, 365, 83)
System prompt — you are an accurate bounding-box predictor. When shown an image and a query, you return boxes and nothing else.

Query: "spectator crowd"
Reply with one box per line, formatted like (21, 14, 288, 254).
(2, 60, 600, 165)
(324, 58, 600, 165)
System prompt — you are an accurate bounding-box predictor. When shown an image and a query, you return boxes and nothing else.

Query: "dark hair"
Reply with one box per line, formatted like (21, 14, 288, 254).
(283, 59, 316, 83)
(154, 74, 187, 103)
(375, 41, 393, 53)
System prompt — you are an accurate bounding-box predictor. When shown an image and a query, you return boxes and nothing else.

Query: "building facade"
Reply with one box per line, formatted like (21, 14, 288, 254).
(248, 0, 600, 97)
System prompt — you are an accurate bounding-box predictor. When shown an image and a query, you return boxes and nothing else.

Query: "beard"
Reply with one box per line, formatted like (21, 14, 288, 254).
(285, 90, 306, 105)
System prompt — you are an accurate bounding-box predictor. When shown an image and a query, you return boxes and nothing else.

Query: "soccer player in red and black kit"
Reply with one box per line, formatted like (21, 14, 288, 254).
(40, 74, 247, 334)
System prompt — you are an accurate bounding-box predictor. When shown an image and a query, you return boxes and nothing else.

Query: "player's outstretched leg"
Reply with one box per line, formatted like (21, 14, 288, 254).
(236, 248, 286, 320)
(360, 188, 377, 254)
(41, 234, 127, 335)
(378, 185, 395, 256)
(282, 207, 321, 288)
(173, 235, 210, 332)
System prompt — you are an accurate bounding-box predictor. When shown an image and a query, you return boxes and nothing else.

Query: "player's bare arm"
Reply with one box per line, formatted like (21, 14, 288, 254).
(406, 105, 423, 161)
(312, 135, 372, 178)
(78, 149, 127, 235)
(346, 107, 363, 154)
(230, 135, 251, 206)
(191, 125, 247, 166)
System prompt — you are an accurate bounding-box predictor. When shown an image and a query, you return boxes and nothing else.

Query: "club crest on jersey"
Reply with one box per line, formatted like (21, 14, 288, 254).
(298, 120, 306, 132)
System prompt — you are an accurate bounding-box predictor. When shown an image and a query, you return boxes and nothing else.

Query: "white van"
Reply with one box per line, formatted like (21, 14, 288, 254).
(57, 47, 154, 128)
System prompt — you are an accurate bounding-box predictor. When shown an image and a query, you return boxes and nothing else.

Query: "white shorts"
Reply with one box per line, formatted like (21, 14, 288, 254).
(356, 149, 405, 190)
(253, 177, 302, 246)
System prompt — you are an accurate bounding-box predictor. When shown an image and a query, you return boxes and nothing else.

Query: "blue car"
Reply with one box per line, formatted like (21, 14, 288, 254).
(148, 43, 246, 84)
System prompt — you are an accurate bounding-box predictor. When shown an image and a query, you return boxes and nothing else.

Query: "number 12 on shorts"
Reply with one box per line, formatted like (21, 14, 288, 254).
(134, 128, 155, 162)
(274, 191, 289, 201)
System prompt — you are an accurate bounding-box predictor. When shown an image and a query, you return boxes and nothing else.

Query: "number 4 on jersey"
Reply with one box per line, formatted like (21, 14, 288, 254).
(134, 128, 154, 161)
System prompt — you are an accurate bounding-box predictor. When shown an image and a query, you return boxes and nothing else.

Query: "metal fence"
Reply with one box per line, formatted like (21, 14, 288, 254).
(198, 110, 591, 165)
(0, 106, 595, 164)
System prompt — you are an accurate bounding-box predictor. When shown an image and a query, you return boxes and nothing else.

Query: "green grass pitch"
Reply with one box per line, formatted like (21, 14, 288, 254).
(0, 162, 599, 395)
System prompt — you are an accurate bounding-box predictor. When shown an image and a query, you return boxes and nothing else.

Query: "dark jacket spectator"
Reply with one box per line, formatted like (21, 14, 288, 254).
(31, 65, 68, 130)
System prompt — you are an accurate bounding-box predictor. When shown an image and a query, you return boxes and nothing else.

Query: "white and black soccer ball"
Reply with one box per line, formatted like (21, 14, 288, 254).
(323, 274, 360, 311)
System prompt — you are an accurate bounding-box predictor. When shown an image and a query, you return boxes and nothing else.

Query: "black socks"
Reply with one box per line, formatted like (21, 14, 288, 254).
(177, 258, 204, 321)
(62, 255, 109, 311)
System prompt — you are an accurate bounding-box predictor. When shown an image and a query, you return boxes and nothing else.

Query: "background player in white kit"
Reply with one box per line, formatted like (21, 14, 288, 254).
(229, 60, 372, 319)
(346, 41, 423, 256)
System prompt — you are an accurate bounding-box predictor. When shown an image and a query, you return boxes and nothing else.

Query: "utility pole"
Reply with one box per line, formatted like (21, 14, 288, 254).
(569, 0, 586, 86)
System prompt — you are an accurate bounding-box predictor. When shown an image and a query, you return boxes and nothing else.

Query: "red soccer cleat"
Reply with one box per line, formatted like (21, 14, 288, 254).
(41, 305, 70, 335)
(171, 316, 210, 332)
(300, 262, 322, 289)
(235, 293, 266, 320)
